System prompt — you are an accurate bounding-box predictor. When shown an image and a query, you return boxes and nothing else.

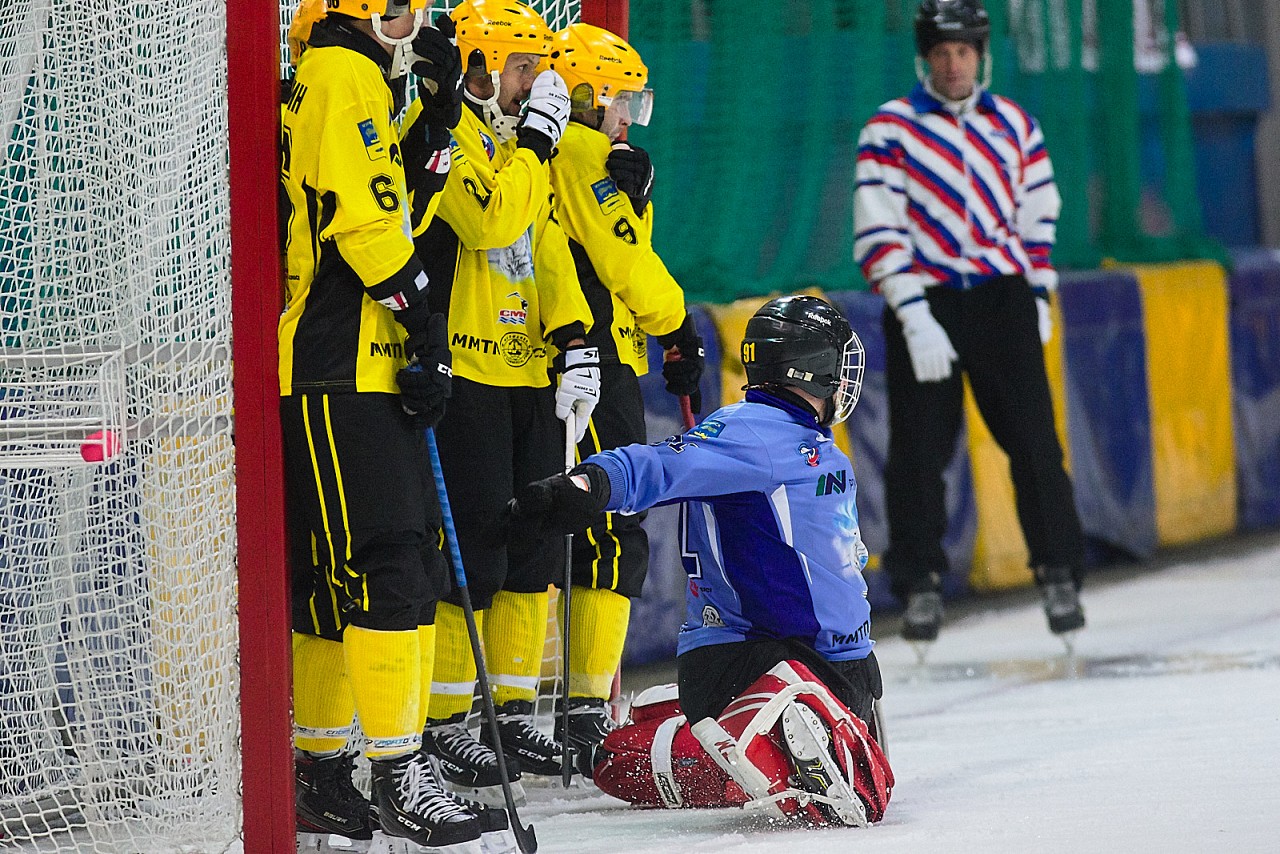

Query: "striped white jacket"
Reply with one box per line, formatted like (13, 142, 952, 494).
(854, 83, 1061, 311)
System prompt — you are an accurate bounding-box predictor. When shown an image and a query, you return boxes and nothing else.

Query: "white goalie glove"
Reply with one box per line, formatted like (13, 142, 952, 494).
(556, 345, 600, 442)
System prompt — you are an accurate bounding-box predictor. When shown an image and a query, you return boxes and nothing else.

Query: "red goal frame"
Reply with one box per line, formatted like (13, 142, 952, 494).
(226, 2, 629, 850)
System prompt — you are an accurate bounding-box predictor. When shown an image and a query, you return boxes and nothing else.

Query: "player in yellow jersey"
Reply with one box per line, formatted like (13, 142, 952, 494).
(543, 23, 705, 777)
(413, 0, 598, 798)
(280, 1, 491, 850)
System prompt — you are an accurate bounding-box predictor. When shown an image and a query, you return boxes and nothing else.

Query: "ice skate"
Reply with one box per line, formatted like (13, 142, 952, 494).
(779, 703, 867, 827)
(553, 696, 616, 779)
(481, 699, 570, 777)
(422, 713, 525, 808)
(901, 591, 942, 662)
(296, 751, 373, 853)
(1036, 566, 1085, 651)
(369, 752, 482, 854)
(447, 793, 518, 854)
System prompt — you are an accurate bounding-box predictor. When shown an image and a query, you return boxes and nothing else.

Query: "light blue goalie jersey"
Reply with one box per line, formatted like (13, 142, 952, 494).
(589, 390, 873, 661)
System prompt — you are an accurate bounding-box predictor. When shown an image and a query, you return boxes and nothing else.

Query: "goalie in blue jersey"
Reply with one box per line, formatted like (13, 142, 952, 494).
(511, 295, 892, 825)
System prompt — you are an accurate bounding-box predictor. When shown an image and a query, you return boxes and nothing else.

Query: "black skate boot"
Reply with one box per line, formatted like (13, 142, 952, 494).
(481, 699, 568, 777)
(422, 713, 525, 807)
(779, 703, 867, 828)
(295, 750, 373, 853)
(553, 697, 616, 779)
(901, 590, 943, 643)
(1036, 566, 1086, 636)
(370, 752, 482, 853)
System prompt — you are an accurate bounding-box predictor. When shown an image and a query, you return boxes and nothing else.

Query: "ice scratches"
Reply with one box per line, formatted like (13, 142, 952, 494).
(904, 650, 1280, 683)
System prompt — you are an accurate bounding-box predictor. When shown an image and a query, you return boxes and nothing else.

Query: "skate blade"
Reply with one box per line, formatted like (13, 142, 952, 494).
(479, 826, 518, 854)
(908, 639, 933, 664)
(441, 779, 526, 808)
(369, 832, 483, 854)
(1058, 629, 1082, 657)
(780, 705, 868, 828)
(298, 831, 373, 853)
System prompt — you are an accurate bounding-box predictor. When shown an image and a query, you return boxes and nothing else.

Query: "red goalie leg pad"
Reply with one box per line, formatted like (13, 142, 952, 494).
(775, 660, 895, 822)
(593, 684, 748, 809)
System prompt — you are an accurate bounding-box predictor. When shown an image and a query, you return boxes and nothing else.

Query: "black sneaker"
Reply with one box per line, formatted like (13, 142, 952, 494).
(295, 750, 373, 847)
(481, 700, 569, 777)
(423, 713, 524, 807)
(553, 697, 616, 779)
(1036, 566, 1086, 634)
(901, 591, 943, 642)
(369, 752, 481, 853)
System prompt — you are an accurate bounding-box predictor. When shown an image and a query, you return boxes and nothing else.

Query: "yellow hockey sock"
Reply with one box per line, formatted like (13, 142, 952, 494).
(427, 602, 479, 721)
(484, 590, 548, 706)
(567, 586, 631, 699)
(416, 623, 437, 733)
(292, 632, 355, 754)
(343, 625, 420, 758)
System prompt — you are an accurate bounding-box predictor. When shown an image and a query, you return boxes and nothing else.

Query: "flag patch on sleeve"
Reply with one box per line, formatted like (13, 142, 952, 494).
(357, 118, 385, 160)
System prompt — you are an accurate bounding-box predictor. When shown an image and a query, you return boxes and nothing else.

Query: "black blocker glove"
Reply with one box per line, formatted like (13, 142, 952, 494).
(606, 143, 654, 216)
(396, 310, 453, 429)
(509, 463, 612, 536)
(656, 313, 705, 414)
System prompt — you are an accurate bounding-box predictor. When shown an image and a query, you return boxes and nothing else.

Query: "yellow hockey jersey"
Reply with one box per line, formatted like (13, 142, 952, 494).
(279, 23, 425, 397)
(416, 107, 591, 388)
(549, 122, 687, 375)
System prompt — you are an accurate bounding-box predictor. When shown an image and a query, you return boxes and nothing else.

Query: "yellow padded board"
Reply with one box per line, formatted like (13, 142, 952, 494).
(706, 288, 855, 462)
(1134, 261, 1236, 545)
(966, 297, 1072, 591)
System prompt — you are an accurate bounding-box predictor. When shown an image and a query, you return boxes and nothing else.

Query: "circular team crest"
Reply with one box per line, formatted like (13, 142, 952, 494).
(499, 332, 532, 367)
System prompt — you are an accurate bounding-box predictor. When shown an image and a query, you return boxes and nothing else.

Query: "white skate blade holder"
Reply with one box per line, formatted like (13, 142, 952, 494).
(297, 831, 372, 854)
(369, 831, 484, 854)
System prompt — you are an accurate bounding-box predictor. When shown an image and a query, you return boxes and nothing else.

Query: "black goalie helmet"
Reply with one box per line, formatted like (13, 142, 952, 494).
(915, 0, 990, 57)
(741, 295, 864, 426)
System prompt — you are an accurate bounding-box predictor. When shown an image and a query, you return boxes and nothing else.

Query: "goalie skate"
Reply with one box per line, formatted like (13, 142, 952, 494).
(780, 703, 868, 828)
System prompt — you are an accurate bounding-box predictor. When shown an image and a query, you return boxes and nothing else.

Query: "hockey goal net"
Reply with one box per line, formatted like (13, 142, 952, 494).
(0, 1, 622, 852)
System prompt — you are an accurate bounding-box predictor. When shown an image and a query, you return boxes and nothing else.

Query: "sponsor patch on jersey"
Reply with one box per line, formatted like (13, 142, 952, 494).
(688, 420, 725, 441)
(592, 177, 622, 211)
(478, 129, 496, 160)
(498, 292, 529, 326)
(701, 605, 725, 628)
(498, 331, 533, 367)
(798, 441, 821, 466)
(357, 118, 385, 160)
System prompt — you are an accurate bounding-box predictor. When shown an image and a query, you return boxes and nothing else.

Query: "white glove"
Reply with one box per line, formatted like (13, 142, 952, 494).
(896, 300, 957, 383)
(519, 70, 570, 148)
(1036, 295, 1053, 345)
(556, 345, 600, 442)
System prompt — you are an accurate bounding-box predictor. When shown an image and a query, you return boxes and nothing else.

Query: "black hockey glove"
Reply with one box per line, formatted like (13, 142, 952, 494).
(509, 463, 611, 535)
(411, 14, 464, 131)
(656, 313, 705, 414)
(395, 310, 453, 429)
(606, 143, 654, 215)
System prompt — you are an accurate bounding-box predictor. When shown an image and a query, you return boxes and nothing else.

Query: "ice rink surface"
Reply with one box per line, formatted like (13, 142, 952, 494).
(527, 534, 1280, 853)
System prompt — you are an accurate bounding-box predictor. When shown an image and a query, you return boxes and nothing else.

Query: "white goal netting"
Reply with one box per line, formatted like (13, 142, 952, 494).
(0, 1, 237, 852)
(2, 1, 591, 851)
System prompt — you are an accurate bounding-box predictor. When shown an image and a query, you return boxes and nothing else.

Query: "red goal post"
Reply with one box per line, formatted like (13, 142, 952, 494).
(230, 2, 630, 852)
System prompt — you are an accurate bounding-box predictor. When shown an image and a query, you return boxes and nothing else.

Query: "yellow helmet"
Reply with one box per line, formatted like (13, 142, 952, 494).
(548, 23, 649, 116)
(451, 0, 555, 76)
(288, 1, 430, 67)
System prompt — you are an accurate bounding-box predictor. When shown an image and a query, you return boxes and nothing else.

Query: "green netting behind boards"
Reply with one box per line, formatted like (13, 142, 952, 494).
(629, 0, 1220, 302)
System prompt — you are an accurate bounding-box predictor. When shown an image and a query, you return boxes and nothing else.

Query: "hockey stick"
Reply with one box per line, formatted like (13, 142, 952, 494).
(559, 410, 576, 788)
(426, 429, 537, 854)
(679, 394, 696, 430)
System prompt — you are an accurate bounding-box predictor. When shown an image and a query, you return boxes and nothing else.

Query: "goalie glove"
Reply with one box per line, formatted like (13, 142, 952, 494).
(656, 313, 705, 414)
(509, 463, 611, 535)
(606, 143, 654, 216)
(895, 299, 957, 383)
(516, 70, 570, 162)
(410, 14, 464, 131)
(554, 344, 600, 441)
